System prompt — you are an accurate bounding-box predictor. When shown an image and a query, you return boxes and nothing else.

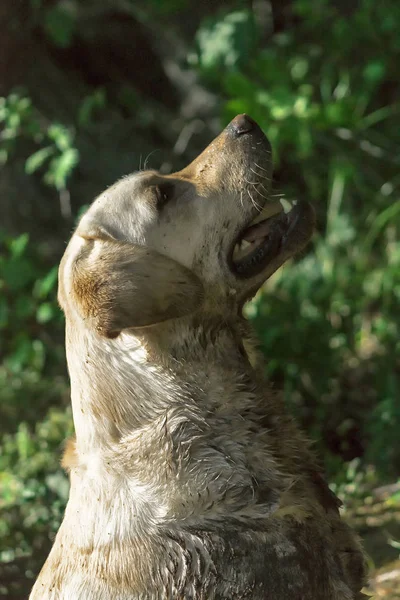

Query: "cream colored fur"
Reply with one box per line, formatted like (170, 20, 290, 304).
(30, 118, 367, 599)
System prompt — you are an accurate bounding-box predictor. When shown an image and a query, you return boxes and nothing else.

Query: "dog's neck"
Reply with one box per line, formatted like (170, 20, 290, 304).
(62, 314, 281, 543)
(142, 314, 258, 365)
(66, 314, 260, 447)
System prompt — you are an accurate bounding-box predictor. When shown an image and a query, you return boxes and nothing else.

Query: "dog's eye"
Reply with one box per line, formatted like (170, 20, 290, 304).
(155, 184, 174, 209)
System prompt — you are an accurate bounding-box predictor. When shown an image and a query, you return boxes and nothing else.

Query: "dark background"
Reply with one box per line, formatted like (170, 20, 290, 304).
(1, 0, 399, 597)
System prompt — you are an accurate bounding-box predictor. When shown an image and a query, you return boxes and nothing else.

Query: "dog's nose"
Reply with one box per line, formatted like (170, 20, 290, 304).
(228, 114, 257, 136)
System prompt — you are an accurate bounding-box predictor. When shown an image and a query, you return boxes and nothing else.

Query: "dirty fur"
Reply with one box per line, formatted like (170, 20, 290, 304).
(30, 116, 367, 599)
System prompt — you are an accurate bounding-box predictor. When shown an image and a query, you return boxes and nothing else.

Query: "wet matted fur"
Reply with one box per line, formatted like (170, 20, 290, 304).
(30, 115, 367, 599)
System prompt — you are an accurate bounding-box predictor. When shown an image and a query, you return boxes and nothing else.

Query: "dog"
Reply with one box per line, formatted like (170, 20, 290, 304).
(30, 114, 367, 599)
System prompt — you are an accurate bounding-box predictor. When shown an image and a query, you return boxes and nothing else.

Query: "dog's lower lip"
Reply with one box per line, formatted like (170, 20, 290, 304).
(234, 232, 282, 278)
(230, 201, 311, 279)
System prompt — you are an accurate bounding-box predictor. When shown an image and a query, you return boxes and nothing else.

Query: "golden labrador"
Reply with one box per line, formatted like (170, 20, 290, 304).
(31, 115, 367, 599)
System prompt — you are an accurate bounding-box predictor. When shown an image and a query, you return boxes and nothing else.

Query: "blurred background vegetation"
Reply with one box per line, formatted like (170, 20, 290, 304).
(1, 0, 399, 597)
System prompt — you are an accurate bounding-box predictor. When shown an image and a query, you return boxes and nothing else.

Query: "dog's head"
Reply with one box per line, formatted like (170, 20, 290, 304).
(60, 115, 314, 337)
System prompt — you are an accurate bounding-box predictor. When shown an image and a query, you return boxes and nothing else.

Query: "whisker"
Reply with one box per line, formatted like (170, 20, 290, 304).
(257, 182, 270, 195)
(247, 188, 262, 211)
(251, 185, 267, 200)
(254, 162, 270, 173)
(143, 149, 159, 170)
(247, 188, 256, 209)
(250, 167, 271, 182)
(244, 177, 261, 185)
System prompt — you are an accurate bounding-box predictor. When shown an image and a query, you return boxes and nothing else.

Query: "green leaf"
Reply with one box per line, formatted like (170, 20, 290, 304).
(192, 10, 259, 80)
(16, 424, 34, 461)
(36, 302, 55, 324)
(34, 266, 58, 299)
(47, 124, 73, 151)
(6, 336, 33, 372)
(363, 60, 386, 84)
(9, 233, 29, 258)
(43, 6, 76, 48)
(45, 148, 79, 190)
(78, 89, 106, 126)
(25, 146, 54, 174)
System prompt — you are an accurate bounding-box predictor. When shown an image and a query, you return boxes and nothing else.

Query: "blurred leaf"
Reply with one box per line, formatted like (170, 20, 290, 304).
(78, 89, 106, 127)
(47, 124, 73, 152)
(34, 267, 59, 299)
(25, 147, 54, 174)
(191, 10, 259, 81)
(363, 60, 386, 84)
(2, 257, 36, 291)
(6, 337, 33, 373)
(45, 148, 79, 190)
(9, 234, 29, 259)
(43, 5, 76, 48)
(16, 424, 34, 461)
(36, 302, 55, 324)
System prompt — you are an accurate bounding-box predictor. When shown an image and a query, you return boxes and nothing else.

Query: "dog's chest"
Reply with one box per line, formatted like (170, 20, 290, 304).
(30, 517, 354, 600)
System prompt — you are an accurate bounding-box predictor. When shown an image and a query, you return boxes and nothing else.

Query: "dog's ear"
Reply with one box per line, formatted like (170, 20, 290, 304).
(64, 234, 204, 337)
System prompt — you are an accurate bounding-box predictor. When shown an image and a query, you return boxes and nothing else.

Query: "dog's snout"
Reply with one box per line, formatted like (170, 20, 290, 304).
(229, 114, 257, 136)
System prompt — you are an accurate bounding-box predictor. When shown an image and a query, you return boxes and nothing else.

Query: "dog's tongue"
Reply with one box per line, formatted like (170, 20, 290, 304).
(242, 220, 272, 243)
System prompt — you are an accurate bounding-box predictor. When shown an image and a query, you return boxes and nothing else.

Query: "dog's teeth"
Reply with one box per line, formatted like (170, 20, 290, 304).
(249, 201, 282, 225)
(279, 198, 293, 214)
(242, 240, 251, 250)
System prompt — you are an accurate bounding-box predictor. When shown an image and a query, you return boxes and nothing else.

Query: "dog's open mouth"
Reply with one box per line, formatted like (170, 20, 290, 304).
(230, 198, 313, 279)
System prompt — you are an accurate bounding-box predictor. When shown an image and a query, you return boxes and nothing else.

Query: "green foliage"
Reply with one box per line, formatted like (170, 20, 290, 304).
(189, 10, 259, 83)
(0, 234, 62, 375)
(0, 95, 40, 166)
(0, 93, 79, 191)
(0, 232, 69, 426)
(0, 409, 73, 562)
(0, 233, 71, 593)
